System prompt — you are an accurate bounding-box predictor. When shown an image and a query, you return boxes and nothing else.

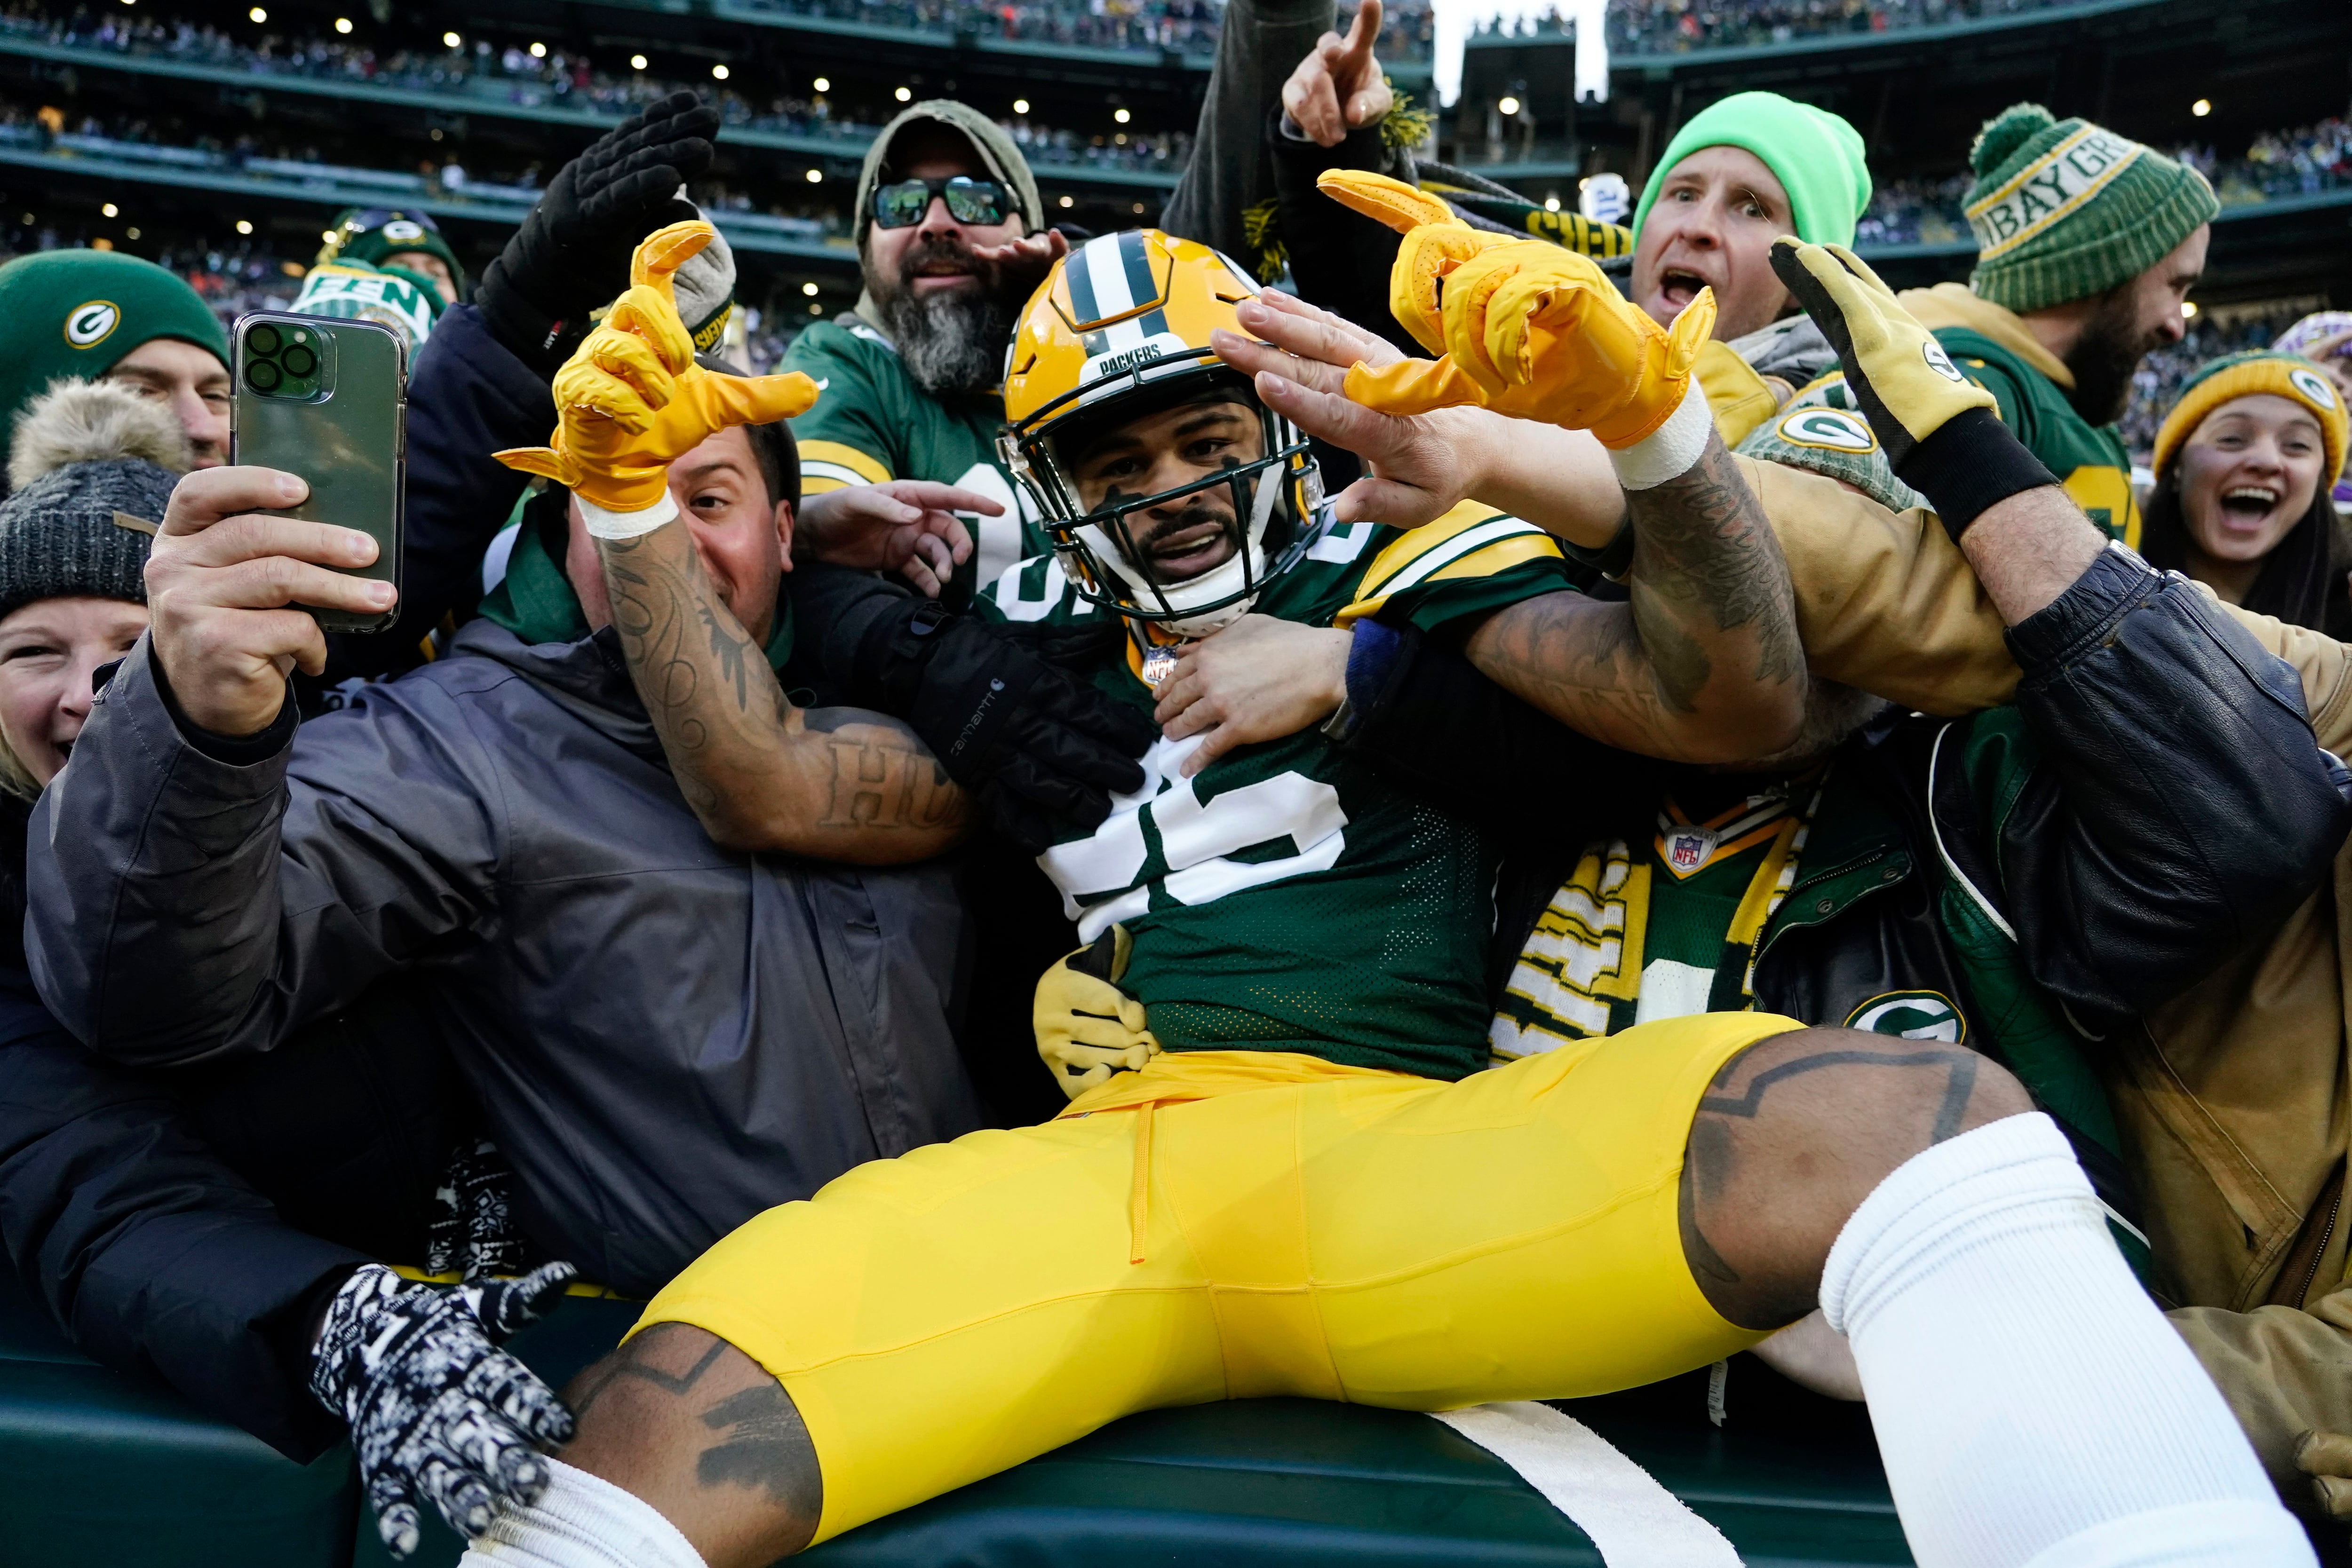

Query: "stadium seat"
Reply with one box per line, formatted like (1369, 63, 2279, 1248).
(0, 1266, 359, 1568)
(0, 1267, 1916, 1568)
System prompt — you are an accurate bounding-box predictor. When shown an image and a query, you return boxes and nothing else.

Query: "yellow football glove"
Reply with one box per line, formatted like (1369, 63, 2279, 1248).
(1034, 925, 1160, 1101)
(1765, 238, 1994, 469)
(495, 220, 820, 513)
(1320, 170, 1713, 448)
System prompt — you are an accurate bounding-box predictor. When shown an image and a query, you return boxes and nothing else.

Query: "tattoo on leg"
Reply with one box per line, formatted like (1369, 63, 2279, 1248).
(568, 1333, 729, 1422)
(1678, 1117, 1743, 1290)
(696, 1383, 820, 1511)
(1699, 1048, 1980, 1145)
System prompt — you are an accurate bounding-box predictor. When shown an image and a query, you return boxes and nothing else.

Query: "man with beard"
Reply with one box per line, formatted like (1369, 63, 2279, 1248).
(1772, 103, 2212, 548)
(782, 102, 1065, 599)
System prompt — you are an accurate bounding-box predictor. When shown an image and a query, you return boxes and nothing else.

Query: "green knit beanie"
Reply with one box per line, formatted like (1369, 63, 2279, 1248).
(1631, 92, 1872, 248)
(319, 208, 469, 300)
(1963, 104, 2218, 313)
(0, 250, 229, 436)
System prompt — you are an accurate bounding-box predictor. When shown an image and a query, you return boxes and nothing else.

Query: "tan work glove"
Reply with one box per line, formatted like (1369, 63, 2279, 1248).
(496, 220, 819, 513)
(1035, 925, 1161, 1101)
(1765, 238, 1993, 470)
(2298, 1430, 2352, 1520)
(1319, 170, 1712, 448)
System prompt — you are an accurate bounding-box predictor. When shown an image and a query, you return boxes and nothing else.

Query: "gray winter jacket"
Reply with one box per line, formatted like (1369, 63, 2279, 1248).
(24, 619, 984, 1297)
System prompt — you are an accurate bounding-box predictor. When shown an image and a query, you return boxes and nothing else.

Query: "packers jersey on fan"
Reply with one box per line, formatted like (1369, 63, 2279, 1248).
(977, 506, 1574, 1082)
(780, 314, 1054, 598)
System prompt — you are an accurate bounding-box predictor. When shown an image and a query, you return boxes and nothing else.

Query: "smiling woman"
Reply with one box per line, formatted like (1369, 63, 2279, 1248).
(2141, 350, 2352, 636)
(0, 380, 187, 795)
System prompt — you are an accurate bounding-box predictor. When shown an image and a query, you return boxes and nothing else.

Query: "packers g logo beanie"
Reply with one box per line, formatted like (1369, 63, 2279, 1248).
(1963, 103, 2218, 315)
(0, 249, 230, 443)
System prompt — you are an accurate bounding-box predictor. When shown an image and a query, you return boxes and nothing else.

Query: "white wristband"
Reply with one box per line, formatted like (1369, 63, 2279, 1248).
(577, 491, 679, 541)
(1606, 379, 1714, 492)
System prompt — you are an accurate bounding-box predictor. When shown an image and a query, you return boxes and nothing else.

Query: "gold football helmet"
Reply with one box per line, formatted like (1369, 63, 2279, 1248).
(999, 230, 1324, 635)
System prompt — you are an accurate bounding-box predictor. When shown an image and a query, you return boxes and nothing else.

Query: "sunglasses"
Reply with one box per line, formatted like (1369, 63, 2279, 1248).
(871, 175, 1011, 230)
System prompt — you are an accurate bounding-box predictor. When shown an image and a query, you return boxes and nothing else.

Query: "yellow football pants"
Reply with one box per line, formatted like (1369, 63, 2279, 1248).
(635, 1012, 1795, 1544)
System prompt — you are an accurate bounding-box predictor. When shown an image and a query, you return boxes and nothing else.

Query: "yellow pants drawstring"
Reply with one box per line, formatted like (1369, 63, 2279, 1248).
(1129, 1098, 1155, 1265)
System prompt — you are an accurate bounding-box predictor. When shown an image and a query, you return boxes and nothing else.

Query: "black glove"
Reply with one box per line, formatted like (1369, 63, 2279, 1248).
(424, 1137, 525, 1281)
(813, 576, 1155, 850)
(477, 90, 722, 377)
(309, 1263, 578, 1558)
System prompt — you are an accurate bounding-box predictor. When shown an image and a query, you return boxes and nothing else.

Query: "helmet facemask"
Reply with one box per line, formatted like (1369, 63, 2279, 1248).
(1002, 355, 1323, 637)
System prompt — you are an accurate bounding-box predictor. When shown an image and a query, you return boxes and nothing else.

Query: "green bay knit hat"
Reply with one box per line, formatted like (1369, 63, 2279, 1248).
(853, 100, 1045, 253)
(1963, 104, 2218, 313)
(1631, 91, 1872, 248)
(0, 249, 230, 437)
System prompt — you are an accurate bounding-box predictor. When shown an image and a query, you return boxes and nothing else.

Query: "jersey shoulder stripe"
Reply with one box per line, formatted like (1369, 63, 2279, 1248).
(797, 439, 894, 494)
(1337, 507, 1560, 628)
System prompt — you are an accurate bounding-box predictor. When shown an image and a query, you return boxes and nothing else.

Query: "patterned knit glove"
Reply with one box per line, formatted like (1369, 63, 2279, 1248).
(309, 1262, 578, 1558)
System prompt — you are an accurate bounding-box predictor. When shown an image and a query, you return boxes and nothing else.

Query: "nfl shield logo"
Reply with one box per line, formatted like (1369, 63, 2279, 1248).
(1666, 827, 1716, 873)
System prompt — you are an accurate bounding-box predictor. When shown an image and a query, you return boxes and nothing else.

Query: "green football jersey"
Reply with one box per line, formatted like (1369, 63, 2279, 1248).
(977, 506, 1575, 1081)
(780, 313, 1055, 600)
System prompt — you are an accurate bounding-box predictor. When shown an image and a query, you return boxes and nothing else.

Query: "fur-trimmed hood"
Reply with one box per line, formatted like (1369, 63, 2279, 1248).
(8, 377, 190, 492)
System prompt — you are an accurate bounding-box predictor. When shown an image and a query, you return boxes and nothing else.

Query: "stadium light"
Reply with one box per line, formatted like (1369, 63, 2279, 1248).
(2192, 98, 2212, 117)
(802, 282, 819, 296)
(809, 302, 822, 315)
(630, 53, 648, 70)
(1545, 194, 1560, 211)
(895, 86, 913, 102)
(334, 16, 352, 33)
(814, 76, 830, 92)
(101, 203, 117, 217)
(1498, 95, 1520, 115)
(805, 168, 822, 183)
(1013, 98, 1030, 114)
(443, 31, 461, 48)
(248, 6, 266, 20)
(1059, 194, 1074, 208)
(124, 226, 138, 239)
(713, 63, 730, 79)
(1114, 108, 1130, 124)
(2183, 301, 2200, 319)
(236, 220, 253, 234)
(1132, 202, 1145, 214)
(322, 229, 336, 242)
(530, 41, 547, 58)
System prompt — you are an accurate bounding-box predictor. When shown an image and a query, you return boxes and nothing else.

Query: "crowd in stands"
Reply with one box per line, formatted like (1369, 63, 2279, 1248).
(0, 5, 1193, 175)
(1601, 0, 2114, 52)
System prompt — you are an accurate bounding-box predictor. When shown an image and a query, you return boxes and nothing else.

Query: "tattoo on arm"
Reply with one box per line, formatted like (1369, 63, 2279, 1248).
(567, 1333, 728, 1424)
(698, 1383, 821, 1513)
(1624, 432, 1804, 709)
(1464, 435, 1804, 760)
(598, 528, 969, 856)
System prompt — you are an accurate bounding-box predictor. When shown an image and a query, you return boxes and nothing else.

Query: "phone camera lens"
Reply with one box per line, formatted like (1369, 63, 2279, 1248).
(246, 359, 281, 393)
(279, 344, 318, 378)
(247, 324, 282, 357)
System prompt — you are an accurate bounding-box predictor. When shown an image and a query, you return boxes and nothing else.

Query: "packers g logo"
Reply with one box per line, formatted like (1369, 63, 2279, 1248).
(1921, 340, 1967, 384)
(379, 219, 428, 244)
(2288, 365, 2340, 413)
(64, 300, 119, 349)
(1776, 407, 1877, 454)
(1846, 990, 1965, 1044)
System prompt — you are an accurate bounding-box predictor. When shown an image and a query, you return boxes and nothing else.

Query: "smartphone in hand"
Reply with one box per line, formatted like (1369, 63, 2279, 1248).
(230, 312, 407, 634)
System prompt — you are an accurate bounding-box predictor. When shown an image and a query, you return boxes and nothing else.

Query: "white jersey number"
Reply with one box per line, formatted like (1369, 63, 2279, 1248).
(1040, 735, 1348, 941)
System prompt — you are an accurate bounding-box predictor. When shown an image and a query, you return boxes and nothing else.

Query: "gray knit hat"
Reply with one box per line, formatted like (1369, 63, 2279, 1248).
(853, 100, 1045, 253)
(0, 379, 188, 622)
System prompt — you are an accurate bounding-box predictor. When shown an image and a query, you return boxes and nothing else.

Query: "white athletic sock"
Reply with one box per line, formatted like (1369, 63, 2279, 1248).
(1820, 1112, 2312, 1568)
(458, 1458, 707, 1568)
